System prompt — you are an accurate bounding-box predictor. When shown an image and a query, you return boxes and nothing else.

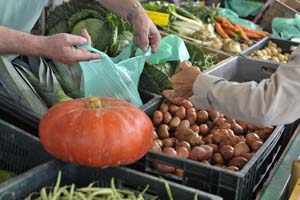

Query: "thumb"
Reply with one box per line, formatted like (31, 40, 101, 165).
(65, 34, 88, 46)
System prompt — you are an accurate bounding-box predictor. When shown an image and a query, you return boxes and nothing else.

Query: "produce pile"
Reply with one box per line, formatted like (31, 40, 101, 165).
(150, 99, 274, 172)
(24, 171, 196, 200)
(142, 1, 270, 54)
(249, 41, 291, 63)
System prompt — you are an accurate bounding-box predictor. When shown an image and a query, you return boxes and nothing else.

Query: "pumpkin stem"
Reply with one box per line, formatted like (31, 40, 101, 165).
(89, 97, 102, 109)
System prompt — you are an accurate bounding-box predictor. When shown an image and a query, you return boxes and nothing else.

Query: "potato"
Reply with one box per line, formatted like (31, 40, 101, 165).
(176, 146, 189, 158)
(191, 124, 200, 134)
(197, 137, 205, 145)
(212, 153, 224, 164)
(236, 135, 246, 143)
(162, 138, 177, 148)
(159, 103, 169, 113)
(153, 139, 163, 147)
(247, 123, 259, 132)
(176, 141, 191, 151)
(255, 126, 273, 141)
(196, 110, 209, 123)
(219, 134, 238, 147)
(175, 128, 193, 142)
(207, 110, 220, 121)
(212, 129, 228, 144)
(228, 157, 248, 170)
(153, 130, 158, 140)
(153, 147, 177, 173)
(220, 145, 234, 160)
(152, 111, 163, 126)
(187, 132, 200, 146)
(163, 112, 172, 124)
(186, 111, 197, 124)
(169, 105, 179, 115)
(246, 132, 261, 146)
(231, 123, 244, 135)
(226, 166, 239, 171)
(207, 144, 219, 153)
(234, 142, 250, 157)
(206, 121, 214, 129)
(151, 141, 162, 152)
(181, 99, 193, 109)
(176, 120, 191, 133)
(214, 117, 226, 127)
(214, 164, 226, 168)
(158, 124, 169, 139)
(187, 107, 196, 113)
(219, 122, 232, 129)
(203, 134, 213, 144)
(251, 140, 263, 152)
(199, 124, 209, 136)
(175, 169, 184, 177)
(169, 116, 181, 130)
(241, 152, 255, 160)
(237, 121, 248, 132)
(189, 145, 213, 161)
(175, 106, 187, 120)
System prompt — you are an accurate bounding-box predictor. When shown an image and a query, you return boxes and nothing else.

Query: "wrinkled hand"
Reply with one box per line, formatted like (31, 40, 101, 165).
(41, 29, 101, 65)
(162, 61, 201, 105)
(131, 8, 161, 53)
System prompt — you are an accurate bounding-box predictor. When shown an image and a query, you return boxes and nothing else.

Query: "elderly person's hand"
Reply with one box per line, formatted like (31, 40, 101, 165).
(162, 61, 201, 105)
(130, 6, 160, 53)
(41, 29, 101, 65)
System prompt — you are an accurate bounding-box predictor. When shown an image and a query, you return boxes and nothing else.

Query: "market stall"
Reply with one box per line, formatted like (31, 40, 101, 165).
(0, 0, 299, 199)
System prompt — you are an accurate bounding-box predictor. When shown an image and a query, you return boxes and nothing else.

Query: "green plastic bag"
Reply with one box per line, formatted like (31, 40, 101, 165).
(79, 44, 150, 107)
(224, 0, 263, 17)
(136, 34, 190, 64)
(272, 15, 300, 40)
(219, 8, 262, 30)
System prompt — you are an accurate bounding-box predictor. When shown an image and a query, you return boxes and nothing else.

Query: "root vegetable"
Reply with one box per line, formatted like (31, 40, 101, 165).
(196, 110, 209, 123)
(176, 141, 191, 151)
(199, 124, 209, 136)
(160, 103, 169, 113)
(234, 142, 250, 157)
(163, 112, 172, 124)
(153, 111, 163, 126)
(189, 145, 213, 161)
(220, 145, 234, 160)
(176, 146, 189, 158)
(169, 105, 179, 115)
(228, 157, 248, 169)
(175, 106, 187, 120)
(191, 124, 200, 133)
(212, 153, 224, 164)
(158, 124, 170, 139)
(169, 117, 181, 130)
(162, 138, 177, 147)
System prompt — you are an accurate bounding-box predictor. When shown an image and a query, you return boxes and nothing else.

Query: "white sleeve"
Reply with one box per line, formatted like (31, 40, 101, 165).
(190, 47, 300, 127)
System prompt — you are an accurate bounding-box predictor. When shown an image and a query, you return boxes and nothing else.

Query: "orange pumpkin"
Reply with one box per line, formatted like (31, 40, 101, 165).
(39, 97, 154, 167)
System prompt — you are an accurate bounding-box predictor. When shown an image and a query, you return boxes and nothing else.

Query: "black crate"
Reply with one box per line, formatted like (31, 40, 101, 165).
(0, 119, 51, 185)
(0, 160, 222, 200)
(0, 89, 161, 135)
(241, 37, 300, 61)
(130, 57, 292, 200)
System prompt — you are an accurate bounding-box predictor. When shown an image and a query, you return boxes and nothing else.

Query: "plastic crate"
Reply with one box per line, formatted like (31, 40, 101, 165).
(0, 160, 223, 200)
(0, 89, 161, 135)
(260, 0, 300, 32)
(241, 37, 300, 61)
(130, 57, 292, 200)
(0, 119, 51, 185)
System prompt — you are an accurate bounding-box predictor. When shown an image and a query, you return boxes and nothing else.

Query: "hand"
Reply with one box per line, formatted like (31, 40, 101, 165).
(131, 7, 161, 53)
(41, 29, 101, 65)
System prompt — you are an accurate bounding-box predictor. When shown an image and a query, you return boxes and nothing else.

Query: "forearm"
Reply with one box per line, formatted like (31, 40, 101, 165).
(0, 26, 45, 56)
(190, 48, 300, 127)
(97, 0, 139, 19)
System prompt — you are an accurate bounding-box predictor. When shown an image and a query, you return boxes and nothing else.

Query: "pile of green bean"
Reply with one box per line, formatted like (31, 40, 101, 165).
(24, 171, 185, 200)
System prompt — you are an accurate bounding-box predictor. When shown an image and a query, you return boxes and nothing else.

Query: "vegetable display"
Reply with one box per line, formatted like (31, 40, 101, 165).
(39, 97, 154, 167)
(151, 99, 274, 172)
(249, 41, 291, 63)
(25, 171, 197, 200)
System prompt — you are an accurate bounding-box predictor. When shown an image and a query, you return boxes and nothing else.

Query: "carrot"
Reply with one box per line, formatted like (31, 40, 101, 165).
(239, 24, 269, 37)
(216, 17, 234, 28)
(223, 27, 237, 38)
(244, 31, 262, 40)
(221, 23, 239, 32)
(215, 22, 229, 39)
(235, 24, 249, 40)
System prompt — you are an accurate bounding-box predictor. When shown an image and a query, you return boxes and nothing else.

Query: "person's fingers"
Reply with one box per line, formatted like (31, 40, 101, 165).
(171, 67, 201, 84)
(134, 25, 149, 51)
(175, 61, 192, 73)
(162, 90, 185, 105)
(72, 48, 101, 62)
(149, 25, 161, 53)
(64, 34, 88, 46)
(81, 29, 92, 45)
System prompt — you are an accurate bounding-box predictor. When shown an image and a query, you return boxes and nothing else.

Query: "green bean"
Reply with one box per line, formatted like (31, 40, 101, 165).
(69, 184, 75, 200)
(163, 179, 174, 200)
(193, 193, 198, 200)
(53, 171, 62, 194)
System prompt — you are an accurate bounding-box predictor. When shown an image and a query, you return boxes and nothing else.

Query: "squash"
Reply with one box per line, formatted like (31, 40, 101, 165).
(39, 97, 154, 167)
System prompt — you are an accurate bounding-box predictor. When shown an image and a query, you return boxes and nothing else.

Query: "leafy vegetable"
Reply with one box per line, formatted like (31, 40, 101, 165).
(0, 57, 48, 115)
(12, 57, 72, 107)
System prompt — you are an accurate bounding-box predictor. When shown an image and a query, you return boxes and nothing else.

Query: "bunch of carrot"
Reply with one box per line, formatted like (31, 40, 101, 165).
(214, 17, 269, 41)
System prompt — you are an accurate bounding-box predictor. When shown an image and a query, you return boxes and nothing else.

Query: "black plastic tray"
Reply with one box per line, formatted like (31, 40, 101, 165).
(0, 160, 222, 200)
(0, 119, 51, 185)
(0, 89, 161, 135)
(130, 57, 292, 200)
